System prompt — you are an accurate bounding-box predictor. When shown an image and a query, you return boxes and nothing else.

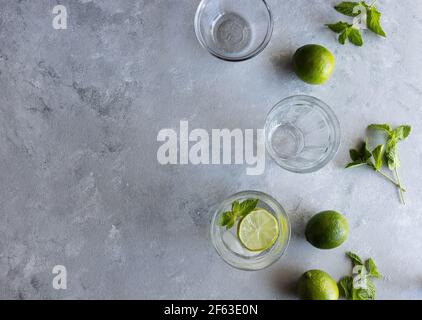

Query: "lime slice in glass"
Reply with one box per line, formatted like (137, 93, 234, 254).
(237, 209, 279, 252)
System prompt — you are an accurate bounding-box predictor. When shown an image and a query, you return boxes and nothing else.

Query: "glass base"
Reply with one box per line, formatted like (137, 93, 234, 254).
(212, 13, 252, 54)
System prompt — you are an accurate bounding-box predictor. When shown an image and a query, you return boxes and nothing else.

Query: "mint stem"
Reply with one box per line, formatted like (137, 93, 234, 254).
(369, 0, 377, 7)
(376, 170, 406, 192)
(394, 168, 406, 205)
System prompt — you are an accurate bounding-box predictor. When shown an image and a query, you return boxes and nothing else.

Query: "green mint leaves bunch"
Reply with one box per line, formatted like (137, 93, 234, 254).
(327, 1, 386, 46)
(346, 124, 411, 204)
(338, 252, 381, 300)
(217, 198, 258, 229)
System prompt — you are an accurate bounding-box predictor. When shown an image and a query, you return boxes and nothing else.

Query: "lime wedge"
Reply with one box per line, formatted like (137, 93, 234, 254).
(237, 209, 279, 252)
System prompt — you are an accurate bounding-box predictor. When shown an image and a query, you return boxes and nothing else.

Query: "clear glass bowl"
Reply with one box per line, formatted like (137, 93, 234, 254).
(210, 191, 290, 270)
(194, 0, 273, 61)
(265, 95, 341, 173)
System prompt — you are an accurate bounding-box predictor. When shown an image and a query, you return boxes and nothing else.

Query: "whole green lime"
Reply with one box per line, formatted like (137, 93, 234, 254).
(305, 211, 348, 249)
(292, 44, 335, 85)
(298, 270, 339, 300)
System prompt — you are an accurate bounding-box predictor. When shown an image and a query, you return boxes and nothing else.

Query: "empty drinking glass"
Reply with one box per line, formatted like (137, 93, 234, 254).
(265, 95, 341, 173)
(194, 0, 273, 61)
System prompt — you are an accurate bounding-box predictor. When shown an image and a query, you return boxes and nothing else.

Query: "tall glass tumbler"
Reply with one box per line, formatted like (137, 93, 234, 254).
(265, 95, 341, 173)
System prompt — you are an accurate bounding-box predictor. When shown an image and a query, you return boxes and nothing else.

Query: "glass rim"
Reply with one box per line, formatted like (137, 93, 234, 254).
(194, 0, 274, 62)
(264, 95, 341, 174)
(210, 190, 291, 270)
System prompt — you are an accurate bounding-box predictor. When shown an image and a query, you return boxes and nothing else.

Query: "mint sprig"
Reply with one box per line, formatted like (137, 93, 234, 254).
(217, 198, 258, 229)
(369, 124, 411, 204)
(346, 124, 411, 204)
(327, 22, 363, 46)
(327, 1, 386, 46)
(338, 252, 381, 300)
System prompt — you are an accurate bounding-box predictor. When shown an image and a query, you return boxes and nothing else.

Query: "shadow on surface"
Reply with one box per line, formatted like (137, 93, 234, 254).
(267, 265, 301, 299)
(270, 50, 295, 76)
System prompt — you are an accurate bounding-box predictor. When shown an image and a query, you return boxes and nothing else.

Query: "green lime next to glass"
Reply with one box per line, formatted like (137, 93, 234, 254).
(210, 191, 290, 270)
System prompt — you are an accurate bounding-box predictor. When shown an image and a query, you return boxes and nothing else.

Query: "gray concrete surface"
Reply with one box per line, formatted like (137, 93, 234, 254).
(0, 0, 421, 299)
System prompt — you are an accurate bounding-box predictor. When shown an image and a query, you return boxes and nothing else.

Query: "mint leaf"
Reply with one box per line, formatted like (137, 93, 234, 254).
(361, 140, 373, 162)
(236, 198, 258, 217)
(338, 28, 350, 45)
(346, 140, 373, 168)
(365, 258, 381, 278)
(217, 211, 236, 229)
(232, 200, 240, 212)
(367, 6, 386, 37)
(383, 125, 410, 170)
(393, 125, 411, 140)
(348, 27, 363, 46)
(226, 214, 237, 229)
(368, 123, 392, 134)
(354, 279, 376, 300)
(385, 138, 399, 170)
(346, 251, 364, 265)
(357, 140, 372, 163)
(366, 279, 376, 299)
(372, 145, 384, 171)
(327, 21, 362, 46)
(349, 149, 361, 161)
(335, 2, 360, 17)
(338, 276, 353, 299)
(326, 21, 350, 33)
(384, 125, 410, 204)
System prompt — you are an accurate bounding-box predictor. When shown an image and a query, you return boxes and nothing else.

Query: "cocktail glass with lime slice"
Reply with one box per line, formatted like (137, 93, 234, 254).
(210, 191, 290, 270)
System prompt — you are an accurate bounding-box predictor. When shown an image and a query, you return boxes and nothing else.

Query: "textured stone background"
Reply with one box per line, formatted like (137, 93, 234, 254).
(0, 0, 421, 299)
